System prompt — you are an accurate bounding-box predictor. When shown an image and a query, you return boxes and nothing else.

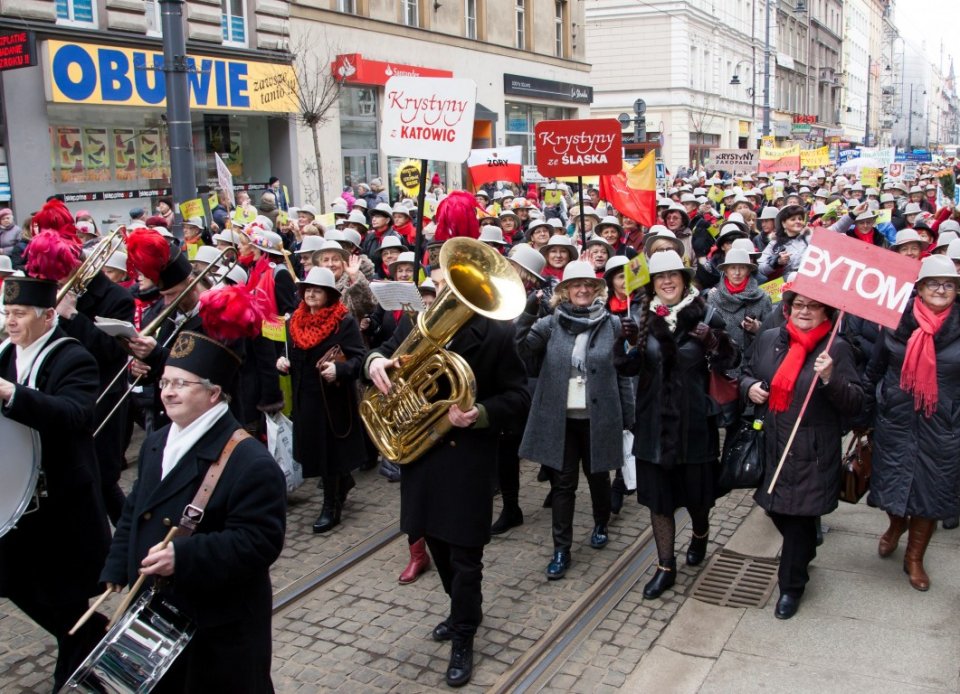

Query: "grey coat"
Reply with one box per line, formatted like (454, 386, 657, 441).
(706, 279, 774, 373)
(516, 304, 635, 473)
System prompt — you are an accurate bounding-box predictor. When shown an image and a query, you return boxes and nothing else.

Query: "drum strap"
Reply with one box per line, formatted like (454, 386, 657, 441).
(176, 429, 251, 538)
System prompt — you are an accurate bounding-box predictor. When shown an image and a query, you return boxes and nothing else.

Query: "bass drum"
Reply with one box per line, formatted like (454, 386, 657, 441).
(0, 411, 40, 538)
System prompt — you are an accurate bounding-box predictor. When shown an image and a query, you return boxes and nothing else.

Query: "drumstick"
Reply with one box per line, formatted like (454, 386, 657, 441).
(108, 526, 179, 628)
(68, 587, 112, 635)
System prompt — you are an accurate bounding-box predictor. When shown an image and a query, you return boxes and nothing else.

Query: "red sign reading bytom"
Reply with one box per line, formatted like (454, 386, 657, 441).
(791, 229, 920, 330)
(0, 31, 36, 72)
(534, 119, 622, 177)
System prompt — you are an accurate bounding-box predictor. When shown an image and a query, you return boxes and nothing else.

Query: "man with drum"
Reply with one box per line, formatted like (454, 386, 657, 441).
(99, 331, 287, 692)
(0, 276, 112, 691)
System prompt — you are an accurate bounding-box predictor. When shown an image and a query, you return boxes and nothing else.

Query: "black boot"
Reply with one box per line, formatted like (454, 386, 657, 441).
(446, 637, 474, 687)
(542, 488, 554, 508)
(338, 473, 355, 505)
(545, 550, 571, 580)
(943, 515, 959, 530)
(610, 475, 628, 515)
(686, 530, 709, 566)
(491, 504, 523, 535)
(313, 477, 341, 533)
(642, 558, 676, 599)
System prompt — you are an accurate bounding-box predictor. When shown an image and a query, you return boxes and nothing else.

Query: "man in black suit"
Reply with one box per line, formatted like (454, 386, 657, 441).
(0, 276, 112, 691)
(367, 271, 530, 688)
(101, 331, 287, 693)
(57, 266, 136, 523)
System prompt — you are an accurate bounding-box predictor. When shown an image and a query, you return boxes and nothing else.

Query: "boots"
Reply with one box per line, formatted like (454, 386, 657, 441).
(642, 558, 676, 599)
(312, 477, 341, 533)
(610, 475, 628, 515)
(490, 503, 523, 535)
(398, 538, 431, 584)
(878, 513, 908, 558)
(686, 530, 709, 566)
(903, 517, 936, 591)
(446, 636, 474, 687)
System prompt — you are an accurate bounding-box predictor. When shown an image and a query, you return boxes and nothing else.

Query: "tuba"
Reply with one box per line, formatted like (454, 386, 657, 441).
(360, 237, 526, 464)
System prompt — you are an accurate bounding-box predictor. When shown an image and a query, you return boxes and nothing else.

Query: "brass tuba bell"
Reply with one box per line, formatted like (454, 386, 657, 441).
(360, 237, 527, 464)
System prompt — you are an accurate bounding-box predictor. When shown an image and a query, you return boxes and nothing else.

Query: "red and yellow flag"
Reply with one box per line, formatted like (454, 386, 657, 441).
(599, 151, 658, 228)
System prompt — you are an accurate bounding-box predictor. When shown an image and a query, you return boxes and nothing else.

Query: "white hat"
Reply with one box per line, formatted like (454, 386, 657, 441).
(759, 206, 779, 221)
(573, 205, 601, 222)
(499, 208, 520, 222)
(526, 219, 551, 236)
(104, 251, 128, 273)
(557, 260, 604, 290)
(418, 277, 437, 294)
(374, 235, 405, 260)
(595, 215, 623, 233)
(251, 229, 286, 256)
(539, 234, 578, 261)
(903, 202, 922, 216)
(547, 218, 565, 231)
(76, 220, 98, 237)
(253, 215, 274, 231)
(478, 226, 507, 246)
(603, 255, 630, 279)
(391, 202, 412, 218)
(295, 236, 327, 255)
(370, 202, 392, 218)
(340, 228, 363, 248)
(346, 210, 369, 229)
(879, 193, 896, 205)
(938, 220, 960, 236)
(643, 226, 685, 256)
(475, 190, 490, 199)
(716, 223, 747, 244)
(717, 248, 757, 271)
(909, 185, 923, 195)
(388, 251, 416, 275)
(331, 203, 349, 216)
(213, 229, 245, 245)
(946, 238, 960, 261)
(316, 239, 350, 260)
(916, 255, 960, 282)
(647, 249, 694, 279)
(730, 237, 761, 258)
(891, 228, 925, 249)
(933, 230, 959, 251)
(298, 267, 341, 296)
(216, 264, 248, 286)
(0, 255, 13, 273)
(192, 246, 222, 266)
(183, 216, 204, 229)
(584, 236, 614, 257)
(352, 198, 368, 209)
(299, 204, 318, 218)
(507, 243, 546, 282)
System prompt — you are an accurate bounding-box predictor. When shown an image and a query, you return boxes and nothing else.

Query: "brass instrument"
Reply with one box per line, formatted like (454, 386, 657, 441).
(93, 248, 238, 435)
(360, 238, 526, 464)
(56, 226, 127, 304)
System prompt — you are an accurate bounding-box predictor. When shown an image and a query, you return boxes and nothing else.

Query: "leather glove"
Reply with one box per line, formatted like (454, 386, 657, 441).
(621, 316, 639, 344)
(524, 292, 540, 314)
(689, 322, 719, 351)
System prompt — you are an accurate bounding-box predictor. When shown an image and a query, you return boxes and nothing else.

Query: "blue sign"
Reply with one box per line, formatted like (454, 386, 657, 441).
(895, 152, 933, 162)
(837, 149, 860, 164)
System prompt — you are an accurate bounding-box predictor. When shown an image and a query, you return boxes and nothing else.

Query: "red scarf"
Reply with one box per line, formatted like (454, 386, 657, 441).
(853, 228, 875, 244)
(543, 265, 564, 280)
(289, 301, 348, 350)
(769, 319, 833, 412)
(724, 276, 750, 294)
(900, 297, 950, 417)
(608, 295, 629, 315)
(394, 221, 416, 246)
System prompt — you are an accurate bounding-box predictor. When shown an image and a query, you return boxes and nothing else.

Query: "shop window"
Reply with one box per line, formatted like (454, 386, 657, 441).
(402, 0, 420, 27)
(465, 0, 477, 39)
(221, 0, 247, 46)
(56, 0, 97, 26)
(505, 102, 570, 166)
(688, 132, 720, 168)
(340, 87, 379, 189)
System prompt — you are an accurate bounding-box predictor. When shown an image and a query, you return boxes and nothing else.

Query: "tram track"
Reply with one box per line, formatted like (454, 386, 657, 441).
(489, 510, 692, 693)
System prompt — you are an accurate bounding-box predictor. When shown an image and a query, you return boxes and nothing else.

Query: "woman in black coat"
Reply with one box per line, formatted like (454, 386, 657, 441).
(741, 290, 862, 619)
(864, 256, 960, 591)
(616, 250, 740, 600)
(278, 267, 367, 534)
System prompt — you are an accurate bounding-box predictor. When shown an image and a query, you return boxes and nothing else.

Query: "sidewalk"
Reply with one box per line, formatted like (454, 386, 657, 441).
(625, 501, 960, 693)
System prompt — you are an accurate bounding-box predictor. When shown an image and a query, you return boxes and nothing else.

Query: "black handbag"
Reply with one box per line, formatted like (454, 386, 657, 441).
(718, 406, 766, 490)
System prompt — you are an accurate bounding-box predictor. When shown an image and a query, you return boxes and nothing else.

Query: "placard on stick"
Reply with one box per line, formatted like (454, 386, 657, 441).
(790, 229, 920, 329)
(534, 119, 622, 177)
(380, 77, 477, 162)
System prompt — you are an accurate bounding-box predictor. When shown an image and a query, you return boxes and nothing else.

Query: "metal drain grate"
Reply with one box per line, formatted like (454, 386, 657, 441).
(688, 550, 779, 608)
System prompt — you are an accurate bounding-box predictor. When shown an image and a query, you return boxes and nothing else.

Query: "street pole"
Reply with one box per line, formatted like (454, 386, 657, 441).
(864, 56, 871, 146)
(907, 83, 914, 150)
(160, 0, 196, 242)
(762, 0, 772, 136)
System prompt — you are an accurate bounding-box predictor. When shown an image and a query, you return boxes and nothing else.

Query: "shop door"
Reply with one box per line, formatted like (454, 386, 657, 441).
(342, 152, 379, 189)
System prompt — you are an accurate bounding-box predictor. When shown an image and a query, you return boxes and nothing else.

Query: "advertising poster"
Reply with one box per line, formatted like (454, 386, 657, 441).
(228, 130, 243, 176)
(138, 128, 164, 179)
(83, 128, 110, 182)
(114, 128, 138, 180)
(57, 126, 85, 183)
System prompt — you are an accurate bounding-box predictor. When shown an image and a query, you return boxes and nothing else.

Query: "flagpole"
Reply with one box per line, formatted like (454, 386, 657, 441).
(577, 176, 586, 244)
(413, 158, 428, 283)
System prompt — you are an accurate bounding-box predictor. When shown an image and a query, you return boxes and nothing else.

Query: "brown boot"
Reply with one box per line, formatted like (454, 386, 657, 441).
(903, 518, 936, 591)
(878, 513, 908, 557)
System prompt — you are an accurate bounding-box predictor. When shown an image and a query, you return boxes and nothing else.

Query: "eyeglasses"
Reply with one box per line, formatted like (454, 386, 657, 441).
(791, 301, 825, 312)
(922, 279, 958, 293)
(158, 378, 208, 391)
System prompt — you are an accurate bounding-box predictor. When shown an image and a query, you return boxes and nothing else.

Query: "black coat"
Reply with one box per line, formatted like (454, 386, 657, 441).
(741, 326, 863, 517)
(372, 315, 530, 547)
(865, 302, 960, 519)
(100, 412, 286, 690)
(616, 296, 739, 467)
(286, 312, 367, 477)
(0, 329, 111, 604)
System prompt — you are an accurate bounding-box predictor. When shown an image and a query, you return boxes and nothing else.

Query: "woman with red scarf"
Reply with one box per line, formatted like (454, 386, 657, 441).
(741, 290, 863, 619)
(277, 267, 367, 534)
(864, 255, 960, 592)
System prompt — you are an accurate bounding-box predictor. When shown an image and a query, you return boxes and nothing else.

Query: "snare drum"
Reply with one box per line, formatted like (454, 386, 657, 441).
(0, 412, 41, 538)
(62, 589, 195, 693)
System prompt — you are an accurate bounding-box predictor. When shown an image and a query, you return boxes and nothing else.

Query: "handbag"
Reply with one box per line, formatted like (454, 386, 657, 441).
(567, 375, 586, 409)
(839, 433, 872, 504)
(316, 344, 345, 372)
(718, 406, 766, 490)
(708, 370, 740, 427)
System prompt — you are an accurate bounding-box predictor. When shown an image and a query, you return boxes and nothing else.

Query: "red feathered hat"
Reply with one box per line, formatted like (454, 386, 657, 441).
(33, 198, 79, 244)
(24, 230, 81, 282)
(199, 285, 264, 342)
(433, 191, 484, 243)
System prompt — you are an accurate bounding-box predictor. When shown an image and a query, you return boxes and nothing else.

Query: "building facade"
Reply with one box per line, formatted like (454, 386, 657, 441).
(290, 0, 590, 206)
(585, 0, 763, 173)
(0, 0, 298, 222)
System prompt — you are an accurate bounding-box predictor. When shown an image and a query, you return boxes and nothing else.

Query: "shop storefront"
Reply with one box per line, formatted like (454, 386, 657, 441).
(503, 74, 591, 166)
(2, 37, 297, 223)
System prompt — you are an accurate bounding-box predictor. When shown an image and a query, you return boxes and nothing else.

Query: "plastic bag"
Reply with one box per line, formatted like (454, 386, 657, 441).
(621, 430, 637, 491)
(265, 411, 303, 493)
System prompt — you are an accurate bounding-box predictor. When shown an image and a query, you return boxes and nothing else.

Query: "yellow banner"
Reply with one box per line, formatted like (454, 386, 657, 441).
(799, 146, 830, 168)
(860, 167, 881, 188)
(45, 40, 299, 113)
(178, 197, 203, 219)
(708, 185, 724, 203)
(876, 209, 892, 225)
(624, 253, 650, 295)
(759, 277, 785, 304)
(262, 317, 286, 342)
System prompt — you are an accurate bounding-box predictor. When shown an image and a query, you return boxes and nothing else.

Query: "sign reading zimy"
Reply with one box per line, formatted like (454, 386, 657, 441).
(380, 77, 477, 162)
(534, 119, 622, 177)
